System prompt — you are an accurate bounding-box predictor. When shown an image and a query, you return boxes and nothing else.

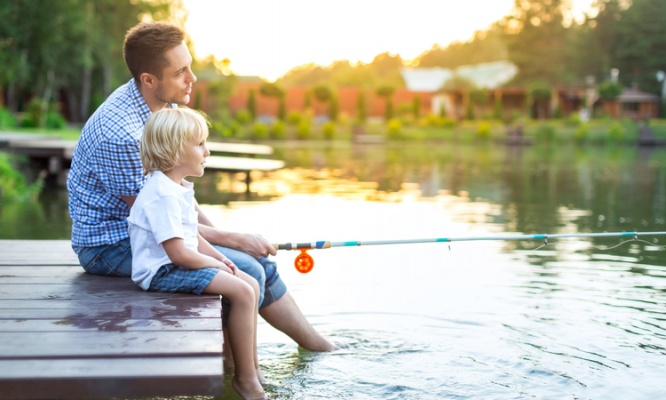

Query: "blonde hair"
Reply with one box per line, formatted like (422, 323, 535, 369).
(141, 107, 209, 175)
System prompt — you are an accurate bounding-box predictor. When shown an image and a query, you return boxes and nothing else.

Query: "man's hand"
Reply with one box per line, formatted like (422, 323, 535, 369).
(238, 233, 277, 259)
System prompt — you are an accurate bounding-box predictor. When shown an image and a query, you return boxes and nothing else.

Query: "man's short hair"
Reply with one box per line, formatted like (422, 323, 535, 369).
(141, 107, 209, 175)
(123, 21, 185, 83)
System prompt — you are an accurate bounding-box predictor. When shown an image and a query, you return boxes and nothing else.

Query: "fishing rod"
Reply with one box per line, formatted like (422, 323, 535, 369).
(272, 231, 666, 273)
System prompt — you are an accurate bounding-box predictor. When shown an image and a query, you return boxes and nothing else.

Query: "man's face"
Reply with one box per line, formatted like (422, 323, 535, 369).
(154, 42, 197, 106)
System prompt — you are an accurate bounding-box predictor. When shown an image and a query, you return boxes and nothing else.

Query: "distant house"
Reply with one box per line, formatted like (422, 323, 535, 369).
(401, 61, 520, 119)
(596, 87, 660, 119)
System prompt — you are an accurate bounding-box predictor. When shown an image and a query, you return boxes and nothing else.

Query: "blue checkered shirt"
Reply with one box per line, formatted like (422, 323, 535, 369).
(68, 79, 154, 252)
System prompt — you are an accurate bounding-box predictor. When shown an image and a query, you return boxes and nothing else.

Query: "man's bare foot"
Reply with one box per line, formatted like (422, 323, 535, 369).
(232, 376, 266, 400)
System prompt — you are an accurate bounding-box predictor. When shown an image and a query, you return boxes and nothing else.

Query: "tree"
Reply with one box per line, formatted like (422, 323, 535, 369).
(259, 82, 285, 120)
(501, 0, 570, 85)
(247, 89, 256, 121)
(613, 0, 666, 94)
(356, 91, 367, 123)
(376, 85, 395, 120)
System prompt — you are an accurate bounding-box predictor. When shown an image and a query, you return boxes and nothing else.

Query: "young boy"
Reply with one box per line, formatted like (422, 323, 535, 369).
(127, 107, 267, 400)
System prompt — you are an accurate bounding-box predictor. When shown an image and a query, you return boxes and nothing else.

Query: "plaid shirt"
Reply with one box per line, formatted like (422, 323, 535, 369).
(68, 79, 156, 252)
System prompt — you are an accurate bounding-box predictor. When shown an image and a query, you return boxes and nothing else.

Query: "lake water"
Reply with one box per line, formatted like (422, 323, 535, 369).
(3, 141, 666, 399)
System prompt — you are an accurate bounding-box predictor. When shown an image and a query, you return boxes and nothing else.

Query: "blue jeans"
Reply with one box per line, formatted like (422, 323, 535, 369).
(76, 238, 287, 308)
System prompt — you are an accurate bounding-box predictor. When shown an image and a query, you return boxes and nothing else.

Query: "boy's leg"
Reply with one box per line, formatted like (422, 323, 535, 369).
(203, 271, 265, 399)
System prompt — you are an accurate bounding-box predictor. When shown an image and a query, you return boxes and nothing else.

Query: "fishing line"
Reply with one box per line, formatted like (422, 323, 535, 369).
(272, 231, 666, 273)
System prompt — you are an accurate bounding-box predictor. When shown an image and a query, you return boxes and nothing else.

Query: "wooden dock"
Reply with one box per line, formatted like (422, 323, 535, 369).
(0, 240, 224, 399)
(0, 133, 284, 191)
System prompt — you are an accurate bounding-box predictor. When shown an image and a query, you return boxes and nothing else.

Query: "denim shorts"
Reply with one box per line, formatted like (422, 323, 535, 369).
(213, 245, 287, 308)
(76, 239, 287, 308)
(77, 238, 132, 277)
(148, 264, 218, 295)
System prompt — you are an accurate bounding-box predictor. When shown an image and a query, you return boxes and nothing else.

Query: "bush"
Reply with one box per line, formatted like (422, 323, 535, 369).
(250, 122, 268, 140)
(270, 120, 286, 140)
(287, 111, 302, 125)
(235, 109, 252, 125)
(608, 122, 624, 143)
(535, 123, 556, 143)
(0, 154, 43, 201)
(322, 121, 335, 140)
(574, 123, 589, 143)
(46, 110, 66, 129)
(387, 118, 402, 140)
(0, 107, 16, 128)
(296, 120, 312, 140)
(476, 121, 491, 140)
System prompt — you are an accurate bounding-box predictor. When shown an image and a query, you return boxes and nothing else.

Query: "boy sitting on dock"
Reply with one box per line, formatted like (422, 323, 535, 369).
(127, 107, 266, 400)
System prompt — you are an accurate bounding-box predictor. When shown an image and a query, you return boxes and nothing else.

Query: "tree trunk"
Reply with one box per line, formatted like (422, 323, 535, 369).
(79, 66, 92, 122)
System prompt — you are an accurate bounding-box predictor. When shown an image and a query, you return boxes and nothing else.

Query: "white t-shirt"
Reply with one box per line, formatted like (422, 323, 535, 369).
(127, 171, 199, 290)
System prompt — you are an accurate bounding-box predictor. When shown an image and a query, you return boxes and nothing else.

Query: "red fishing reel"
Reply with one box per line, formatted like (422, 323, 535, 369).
(294, 249, 314, 273)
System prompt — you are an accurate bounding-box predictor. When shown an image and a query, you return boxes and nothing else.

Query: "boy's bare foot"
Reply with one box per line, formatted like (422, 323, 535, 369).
(256, 367, 266, 384)
(232, 376, 267, 400)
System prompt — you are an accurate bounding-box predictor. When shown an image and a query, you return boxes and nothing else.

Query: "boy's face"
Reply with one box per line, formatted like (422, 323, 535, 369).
(175, 133, 210, 178)
(153, 42, 197, 106)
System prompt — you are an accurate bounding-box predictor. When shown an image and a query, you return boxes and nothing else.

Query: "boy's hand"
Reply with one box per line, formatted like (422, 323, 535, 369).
(218, 257, 238, 276)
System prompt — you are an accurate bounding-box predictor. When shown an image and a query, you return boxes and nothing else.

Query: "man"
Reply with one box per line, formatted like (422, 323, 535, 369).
(67, 21, 335, 353)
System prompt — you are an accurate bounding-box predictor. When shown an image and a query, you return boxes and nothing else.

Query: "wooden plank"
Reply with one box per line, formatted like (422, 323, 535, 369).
(206, 141, 274, 156)
(0, 240, 78, 265)
(0, 132, 55, 147)
(205, 155, 285, 172)
(0, 331, 222, 358)
(6, 139, 76, 159)
(0, 240, 225, 399)
(0, 317, 221, 332)
(0, 358, 221, 400)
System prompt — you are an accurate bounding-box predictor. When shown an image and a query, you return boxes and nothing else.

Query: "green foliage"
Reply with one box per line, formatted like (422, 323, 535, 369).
(235, 109, 252, 125)
(387, 118, 402, 140)
(46, 110, 66, 129)
(322, 121, 336, 140)
(356, 91, 367, 123)
(385, 98, 394, 121)
(247, 89, 257, 120)
(465, 101, 474, 120)
(376, 85, 395, 98)
(313, 85, 333, 103)
(439, 102, 447, 118)
(574, 123, 590, 143)
(535, 123, 556, 143)
(250, 122, 268, 140)
(469, 89, 489, 105)
(259, 82, 285, 98)
(493, 96, 503, 120)
(412, 96, 421, 120)
(476, 121, 492, 140)
(287, 111, 302, 125)
(278, 97, 286, 121)
(328, 95, 339, 122)
(270, 120, 286, 140)
(597, 81, 623, 100)
(0, 154, 43, 201)
(528, 82, 552, 101)
(296, 120, 312, 140)
(0, 107, 16, 128)
(608, 122, 624, 142)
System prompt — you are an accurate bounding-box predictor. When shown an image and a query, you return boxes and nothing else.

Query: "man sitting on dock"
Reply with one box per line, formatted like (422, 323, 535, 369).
(67, 21, 335, 355)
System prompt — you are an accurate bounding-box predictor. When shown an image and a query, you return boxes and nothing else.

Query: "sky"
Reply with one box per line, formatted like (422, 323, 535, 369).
(184, 0, 595, 82)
